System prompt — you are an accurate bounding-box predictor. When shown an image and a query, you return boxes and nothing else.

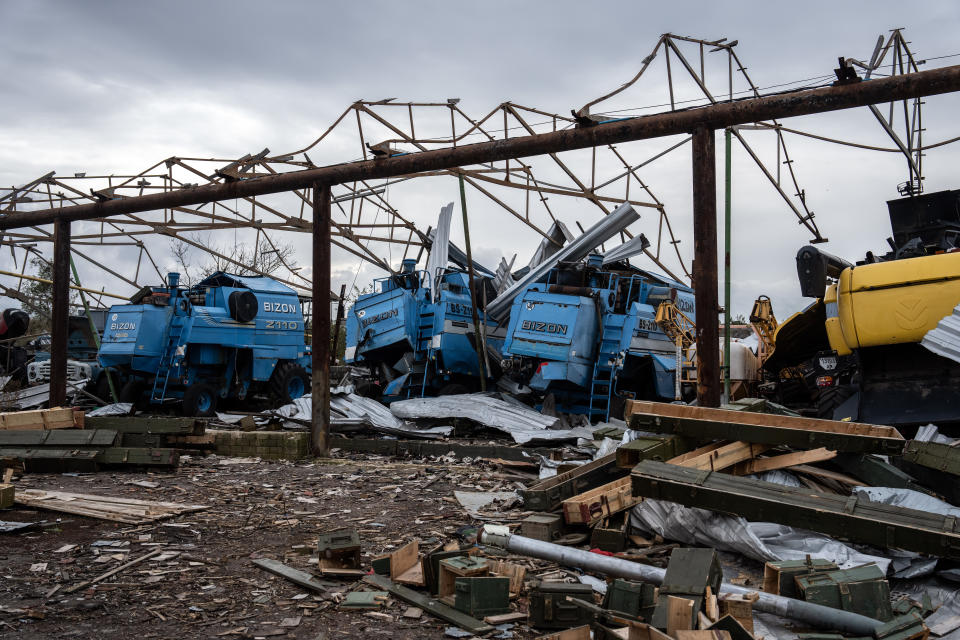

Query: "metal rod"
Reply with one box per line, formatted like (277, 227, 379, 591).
(479, 531, 884, 636)
(692, 127, 720, 407)
(458, 174, 486, 391)
(311, 183, 331, 457)
(4, 65, 960, 230)
(723, 127, 732, 404)
(0, 268, 127, 299)
(49, 218, 70, 407)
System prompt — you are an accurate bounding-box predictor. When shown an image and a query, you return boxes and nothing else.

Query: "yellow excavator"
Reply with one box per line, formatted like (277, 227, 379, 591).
(761, 188, 960, 428)
(654, 300, 696, 399)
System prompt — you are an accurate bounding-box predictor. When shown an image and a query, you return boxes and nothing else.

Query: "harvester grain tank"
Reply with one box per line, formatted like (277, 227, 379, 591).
(97, 272, 311, 415)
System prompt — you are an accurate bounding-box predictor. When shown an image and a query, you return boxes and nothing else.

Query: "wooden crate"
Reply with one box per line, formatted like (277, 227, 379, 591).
(0, 483, 13, 509)
(562, 476, 640, 525)
(0, 408, 81, 431)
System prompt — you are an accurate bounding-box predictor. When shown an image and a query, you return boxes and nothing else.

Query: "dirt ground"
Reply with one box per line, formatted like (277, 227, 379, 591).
(0, 451, 549, 639)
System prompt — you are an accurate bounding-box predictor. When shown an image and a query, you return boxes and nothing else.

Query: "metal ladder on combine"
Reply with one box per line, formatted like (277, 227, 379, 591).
(150, 319, 190, 403)
(588, 316, 626, 420)
(404, 308, 436, 398)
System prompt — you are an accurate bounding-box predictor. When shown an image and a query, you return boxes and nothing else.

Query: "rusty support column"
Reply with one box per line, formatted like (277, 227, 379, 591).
(331, 283, 347, 366)
(49, 218, 71, 407)
(691, 127, 721, 407)
(311, 183, 331, 457)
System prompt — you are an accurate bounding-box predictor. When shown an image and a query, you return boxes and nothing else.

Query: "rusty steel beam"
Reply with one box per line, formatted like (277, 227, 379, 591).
(691, 128, 721, 407)
(3, 65, 960, 230)
(49, 218, 71, 407)
(311, 183, 331, 457)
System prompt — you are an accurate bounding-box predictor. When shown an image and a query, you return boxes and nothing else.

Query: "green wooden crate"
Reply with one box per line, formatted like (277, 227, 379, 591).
(454, 577, 510, 617)
(650, 547, 722, 629)
(796, 563, 893, 622)
(763, 558, 838, 599)
(603, 578, 657, 619)
(529, 582, 593, 630)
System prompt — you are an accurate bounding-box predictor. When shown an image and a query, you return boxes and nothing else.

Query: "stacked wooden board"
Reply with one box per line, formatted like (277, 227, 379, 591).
(13, 489, 207, 524)
(0, 411, 212, 472)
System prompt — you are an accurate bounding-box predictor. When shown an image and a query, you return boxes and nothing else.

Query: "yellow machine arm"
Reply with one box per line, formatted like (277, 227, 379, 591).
(655, 300, 696, 350)
(749, 295, 778, 364)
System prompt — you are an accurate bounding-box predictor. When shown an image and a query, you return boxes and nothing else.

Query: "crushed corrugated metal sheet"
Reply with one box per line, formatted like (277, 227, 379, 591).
(424, 202, 453, 302)
(601, 232, 649, 264)
(389, 392, 594, 444)
(86, 403, 134, 417)
(921, 302, 960, 363)
(281, 392, 453, 439)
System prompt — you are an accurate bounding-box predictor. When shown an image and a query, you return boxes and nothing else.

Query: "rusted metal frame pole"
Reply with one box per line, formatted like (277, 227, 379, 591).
(691, 127, 721, 407)
(7, 64, 959, 231)
(311, 183, 332, 457)
(457, 174, 486, 391)
(49, 218, 71, 407)
(331, 284, 347, 366)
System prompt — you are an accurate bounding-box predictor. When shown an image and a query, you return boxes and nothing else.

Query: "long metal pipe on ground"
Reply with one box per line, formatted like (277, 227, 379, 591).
(485, 202, 639, 321)
(3, 65, 959, 231)
(479, 530, 884, 636)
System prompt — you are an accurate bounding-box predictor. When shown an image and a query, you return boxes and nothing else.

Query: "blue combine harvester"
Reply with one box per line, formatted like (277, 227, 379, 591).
(98, 272, 311, 416)
(501, 253, 695, 420)
(344, 258, 503, 401)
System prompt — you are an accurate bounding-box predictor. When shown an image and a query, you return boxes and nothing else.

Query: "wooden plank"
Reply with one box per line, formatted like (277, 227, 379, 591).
(0, 483, 12, 509)
(487, 559, 526, 595)
(252, 558, 339, 592)
(732, 447, 836, 475)
(522, 451, 627, 512)
(628, 406, 904, 455)
(535, 626, 591, 640)
(64, 549, 162, 594)
(14, 489, 207, 524)
(630, 460, 960, 560)
(666, 596, 694, 637)
(0, 408, 79, 430)
(364, 573, 494, 635)
(332, 435, 556, 463)
(790, 465, 863, 486)
(389, 539, 420, 580)
(667, 441, 726, 465)
(674, 632, 731, 640)
(669, 441, 771, 472)
(562, 476, 641, 525)
(626, 400, 903, 439)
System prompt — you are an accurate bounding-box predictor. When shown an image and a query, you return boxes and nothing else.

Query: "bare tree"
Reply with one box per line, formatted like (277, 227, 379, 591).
(169, 235, 299, 286)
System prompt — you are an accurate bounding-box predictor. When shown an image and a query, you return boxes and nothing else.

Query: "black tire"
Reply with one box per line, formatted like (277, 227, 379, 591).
(118, 379, 143, 404)
(816, 385, 856, 420)
(182, 383, 218, 417)
(438, 382, 470, 396)
(92, 374, 113, 404)
(270, 362, 309, 404)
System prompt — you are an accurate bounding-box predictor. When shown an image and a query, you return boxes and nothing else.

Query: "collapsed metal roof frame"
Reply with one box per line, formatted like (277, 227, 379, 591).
(2, 64, 959, 455)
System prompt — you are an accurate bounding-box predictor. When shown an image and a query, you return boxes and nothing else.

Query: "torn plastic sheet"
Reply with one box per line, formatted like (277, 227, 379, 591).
(390, 393, 593, 444)
(86, 403, 133, 417)
(915, 423, 958, 445)
(454, 490, 517, 517)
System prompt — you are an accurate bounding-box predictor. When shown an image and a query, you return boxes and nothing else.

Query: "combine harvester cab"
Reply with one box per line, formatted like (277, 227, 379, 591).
(502, 253, 693, 420)
(98, 271, 311, 416)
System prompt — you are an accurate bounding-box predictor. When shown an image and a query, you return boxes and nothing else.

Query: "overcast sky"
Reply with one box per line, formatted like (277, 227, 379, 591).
(2, 0, 960, 321)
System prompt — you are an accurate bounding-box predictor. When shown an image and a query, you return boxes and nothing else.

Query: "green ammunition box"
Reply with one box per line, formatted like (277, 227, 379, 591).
(371, 555, 391, 575)
(317, 528, 361, 572)
(521, 513, 565, 542)
(650, 547, 722, 629)
(762, 558, 838, 599)
(426, 549, 467, 594)
(615, 435, 687, 469)
(438, 556, 490, 597)
(602, 579, 657, 620)
(529, 581, 594, 629)
(593, 426, 626, 441)
(796, 563, 892, 622)
(590, 512, 628, 552)
(453, 576, 510, 617)
(873, 612, 929, 639)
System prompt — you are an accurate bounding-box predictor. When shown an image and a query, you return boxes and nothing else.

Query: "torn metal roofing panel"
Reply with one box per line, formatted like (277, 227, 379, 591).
(389, 393, 593, 444)
(486, 202, 640, 321)
(601, 233, 650, 265)
(272, 392, 451, 439)
(526, 220, 575, 270)
(921, 302, 960, 364)
(425, 202, 454, 302)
